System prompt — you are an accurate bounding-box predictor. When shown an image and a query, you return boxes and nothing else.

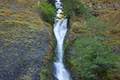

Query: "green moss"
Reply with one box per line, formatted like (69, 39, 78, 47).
(39, 67, 50, 80)
(37, 2, 55, 24)
(39, 54, 54, 80)
(38, 49, 54, 80)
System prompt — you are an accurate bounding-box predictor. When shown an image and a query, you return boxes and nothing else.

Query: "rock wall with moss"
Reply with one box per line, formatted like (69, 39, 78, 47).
(0, 0, 54, 80)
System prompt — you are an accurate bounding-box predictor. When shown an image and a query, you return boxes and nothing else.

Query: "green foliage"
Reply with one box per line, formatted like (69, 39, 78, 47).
(86, 16, 108, 34)
(39, 67, 50, 80)
(62, 0, 75, 16)
(68, 37, 120, 80)
(39, 53, 53, 80)
(63, 0, 91, 17)
(37, 2, 55, 24)
(74, 1, 91, 18)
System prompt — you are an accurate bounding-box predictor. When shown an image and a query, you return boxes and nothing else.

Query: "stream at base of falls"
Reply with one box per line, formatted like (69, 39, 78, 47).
(53, 0, 71, 80)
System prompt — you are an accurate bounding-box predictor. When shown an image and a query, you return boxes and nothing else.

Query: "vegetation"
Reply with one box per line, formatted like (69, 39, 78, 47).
(67, 36, 120, 80)
(39, 67, 50, 80)
(37, 2, 55, 24)
(65, 1, 120, 80)
(39, 50, 54, 80)
(62, 0, 75, 16)
(62, 0, 91, 17)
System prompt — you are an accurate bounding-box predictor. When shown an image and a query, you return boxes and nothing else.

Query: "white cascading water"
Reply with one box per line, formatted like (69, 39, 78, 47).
(53, 0, 71, 80)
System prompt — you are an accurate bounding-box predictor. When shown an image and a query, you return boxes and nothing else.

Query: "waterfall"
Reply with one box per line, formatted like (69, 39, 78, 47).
(53, 0, 71, 80)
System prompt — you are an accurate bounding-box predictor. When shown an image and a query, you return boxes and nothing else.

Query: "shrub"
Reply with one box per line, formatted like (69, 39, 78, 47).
(68, 37, 120, 80)
(37, 2, 55, 24)
(62, 0, 75, 16)
(85, 16, 108, 35)
(63, 0, 91, 17)
(74, 0, 91, 17)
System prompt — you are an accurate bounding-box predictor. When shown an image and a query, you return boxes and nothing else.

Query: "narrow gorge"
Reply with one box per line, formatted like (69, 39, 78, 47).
(0, 0, 120, 80)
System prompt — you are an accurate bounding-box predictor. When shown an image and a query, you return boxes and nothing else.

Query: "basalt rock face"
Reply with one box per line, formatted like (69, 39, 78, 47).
(0, 0, 53, 80)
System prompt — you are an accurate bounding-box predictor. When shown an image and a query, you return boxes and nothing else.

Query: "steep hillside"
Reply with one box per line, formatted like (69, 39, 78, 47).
(65, 0, 120, 80)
